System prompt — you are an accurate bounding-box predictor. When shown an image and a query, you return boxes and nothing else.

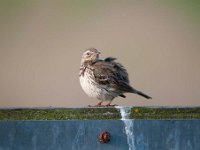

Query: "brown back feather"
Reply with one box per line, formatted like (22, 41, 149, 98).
(91, 58, 134, 93)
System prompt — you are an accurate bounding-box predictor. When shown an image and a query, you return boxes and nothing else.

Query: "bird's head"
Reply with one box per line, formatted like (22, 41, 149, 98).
(81, 48, 100, 65)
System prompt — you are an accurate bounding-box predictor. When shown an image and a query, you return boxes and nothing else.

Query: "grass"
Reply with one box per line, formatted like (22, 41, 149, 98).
(0, 107, 199, 120)
(130, 107, 200, 119)
(0, 108, 120, 120)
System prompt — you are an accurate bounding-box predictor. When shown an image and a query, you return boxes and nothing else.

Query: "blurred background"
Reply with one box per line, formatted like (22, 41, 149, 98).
(0, 0, 200, 107)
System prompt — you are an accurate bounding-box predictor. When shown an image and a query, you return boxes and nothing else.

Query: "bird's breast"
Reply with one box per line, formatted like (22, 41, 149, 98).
(79, 70, 100, 98)
(79, 69, 116, 101)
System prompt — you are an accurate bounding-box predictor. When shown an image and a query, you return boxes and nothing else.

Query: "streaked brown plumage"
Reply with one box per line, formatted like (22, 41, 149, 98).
(79, 48, 151, 106)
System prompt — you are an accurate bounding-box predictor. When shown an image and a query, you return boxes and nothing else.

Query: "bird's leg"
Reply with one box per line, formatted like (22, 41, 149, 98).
(95, 101, 103, 107)
(88, 101, 117, 107)
(88, 101, 103, 107)
(105, 102, 117, 107)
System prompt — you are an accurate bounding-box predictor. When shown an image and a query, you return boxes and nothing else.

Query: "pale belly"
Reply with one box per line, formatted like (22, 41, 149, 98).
(79, 73, 116, 101)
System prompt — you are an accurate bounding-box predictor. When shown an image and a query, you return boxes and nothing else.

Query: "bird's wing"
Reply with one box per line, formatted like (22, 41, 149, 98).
(104, 57, 117, 62)
(92, 59, 134, 93)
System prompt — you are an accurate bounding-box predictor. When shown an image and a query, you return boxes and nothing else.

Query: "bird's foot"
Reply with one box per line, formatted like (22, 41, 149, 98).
(88, 101, 103, 107)
(88, 102, 117, 107)
(88, 104, 104, 107)
(105, 103, 118, 107)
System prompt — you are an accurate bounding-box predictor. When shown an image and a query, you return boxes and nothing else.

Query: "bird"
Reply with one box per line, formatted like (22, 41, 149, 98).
(79, 48, 152, 107)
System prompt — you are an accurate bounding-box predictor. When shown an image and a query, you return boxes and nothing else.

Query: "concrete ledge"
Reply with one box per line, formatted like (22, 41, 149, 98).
(0, 120, 200, 150)
(0, 107, 200, 120)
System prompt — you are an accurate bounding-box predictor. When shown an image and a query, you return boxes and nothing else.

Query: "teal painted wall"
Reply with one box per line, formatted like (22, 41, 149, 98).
(0, 120, 199, 150)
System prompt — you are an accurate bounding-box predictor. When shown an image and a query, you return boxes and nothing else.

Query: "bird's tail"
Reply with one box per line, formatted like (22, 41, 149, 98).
(118, 82, 152, 99)
(135, 90, 152, 99)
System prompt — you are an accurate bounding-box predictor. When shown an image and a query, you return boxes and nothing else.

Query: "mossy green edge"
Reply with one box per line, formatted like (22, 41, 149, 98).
(130, 107, 200, 119)
(0, 108, 120, 120)
(0, 107, 200, 120)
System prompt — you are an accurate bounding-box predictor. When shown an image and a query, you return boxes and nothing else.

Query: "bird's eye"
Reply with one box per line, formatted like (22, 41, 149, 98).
(86, 52, 90, 56)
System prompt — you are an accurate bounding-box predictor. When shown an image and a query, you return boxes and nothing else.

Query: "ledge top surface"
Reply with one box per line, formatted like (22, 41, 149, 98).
(0, 106, 200, 120)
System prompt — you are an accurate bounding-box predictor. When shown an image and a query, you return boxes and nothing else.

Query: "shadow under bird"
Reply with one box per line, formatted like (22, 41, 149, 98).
(79, 48, 152, 107)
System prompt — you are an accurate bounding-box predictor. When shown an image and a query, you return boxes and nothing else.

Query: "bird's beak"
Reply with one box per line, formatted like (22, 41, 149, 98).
(96, 51, 100, 59)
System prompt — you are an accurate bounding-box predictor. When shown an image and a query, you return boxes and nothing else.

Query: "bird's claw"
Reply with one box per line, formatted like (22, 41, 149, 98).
(88, 104, 118, 107)
(105, 104, 118, 107)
